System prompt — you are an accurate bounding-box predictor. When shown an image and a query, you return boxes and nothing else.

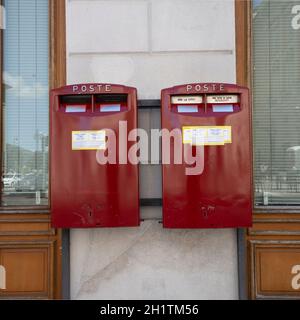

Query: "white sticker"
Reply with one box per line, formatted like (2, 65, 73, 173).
(222, 127, 231, 143)
(182, 126, 232, 146)
(206, 128, 225, 144)
(207, 95, 238, 104)
(171, 95, 203, 104)
(35, 191, 41, 205)
(184, 127, 206, 145)
(72, 130, 106, 150)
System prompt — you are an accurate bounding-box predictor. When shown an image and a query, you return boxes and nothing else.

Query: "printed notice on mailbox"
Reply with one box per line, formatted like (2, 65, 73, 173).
(182, 126, 232, 146)
(72, 130, 106, 150)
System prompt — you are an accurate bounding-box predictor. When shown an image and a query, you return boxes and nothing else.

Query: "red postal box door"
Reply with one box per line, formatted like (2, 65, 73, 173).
(50, 83, 139, 228)
(161, 83, 252, 228)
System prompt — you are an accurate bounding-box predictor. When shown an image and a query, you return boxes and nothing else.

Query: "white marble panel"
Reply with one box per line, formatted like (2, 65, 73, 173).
(71, 220, 238, 300)
(151, 0, 235, 52)
(68, 52, 235, 99)
(67, 0, 149, 53)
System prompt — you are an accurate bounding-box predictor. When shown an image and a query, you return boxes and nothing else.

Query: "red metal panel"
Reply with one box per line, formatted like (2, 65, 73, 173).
(161, 83, 252, 228)
(50, 83, 139, 228)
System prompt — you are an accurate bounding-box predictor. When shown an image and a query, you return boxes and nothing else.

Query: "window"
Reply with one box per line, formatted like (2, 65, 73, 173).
(2, 0, 49, 206)
(253, 0, 300, 206)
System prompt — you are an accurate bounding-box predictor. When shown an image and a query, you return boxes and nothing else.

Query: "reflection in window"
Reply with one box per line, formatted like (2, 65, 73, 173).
(253, 0, 300, 206)
(2, 0, 49, 206)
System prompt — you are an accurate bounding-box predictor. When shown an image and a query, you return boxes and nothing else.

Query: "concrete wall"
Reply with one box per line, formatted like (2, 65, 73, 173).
(67, 0, 238, 299)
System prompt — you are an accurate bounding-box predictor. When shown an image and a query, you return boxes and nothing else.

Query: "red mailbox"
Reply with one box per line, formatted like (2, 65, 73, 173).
(161, 83, 252, 228)
(50, 83, 139, 228)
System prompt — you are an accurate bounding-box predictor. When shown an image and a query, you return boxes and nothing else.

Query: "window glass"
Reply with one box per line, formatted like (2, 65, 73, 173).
(2, 0, 49, 206)
(253, 0, 300, 206)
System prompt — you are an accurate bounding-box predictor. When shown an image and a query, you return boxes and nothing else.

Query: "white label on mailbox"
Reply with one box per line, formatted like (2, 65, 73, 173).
(183, 127, 207, 145)
(72, 130, 106, 150)
(207, 95, 238, 104)
(171, 95, 203, 104)
(182, 126, 232, 146)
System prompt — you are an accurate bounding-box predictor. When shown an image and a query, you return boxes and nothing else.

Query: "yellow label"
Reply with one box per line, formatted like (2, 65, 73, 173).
(182, 126, 232, 146)
(72, 130, 106, 150)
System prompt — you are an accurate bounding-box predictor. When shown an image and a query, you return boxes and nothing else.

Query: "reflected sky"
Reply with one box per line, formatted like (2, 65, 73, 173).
(3, 0, 49, 153)
(253, 0, 263, 9)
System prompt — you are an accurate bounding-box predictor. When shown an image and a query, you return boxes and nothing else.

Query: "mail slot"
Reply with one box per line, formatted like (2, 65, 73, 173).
(50, 83, 139, 228)
(161, 83, 252, 228)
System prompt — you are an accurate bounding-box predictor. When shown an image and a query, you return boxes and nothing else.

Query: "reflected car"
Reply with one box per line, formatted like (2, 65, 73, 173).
(15, 172, 48, 192)
(3, 173, 22, 189)
(286, 146, 300, 170)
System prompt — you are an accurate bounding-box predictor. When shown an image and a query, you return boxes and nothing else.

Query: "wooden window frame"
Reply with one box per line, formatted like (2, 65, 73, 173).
(235, 0, 300, 215)
(0, 0, 66, 299)
(235, 0, 252, 89)
(236, 0, 300, 300)
(0, 0, 66, 214)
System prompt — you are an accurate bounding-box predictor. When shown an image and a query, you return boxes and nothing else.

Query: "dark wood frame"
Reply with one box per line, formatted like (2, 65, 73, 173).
(235, 0, 300, 299)
(235, 0, 252, 88)
(0, 0, 66, 212)
(0, 0, 66, 299)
